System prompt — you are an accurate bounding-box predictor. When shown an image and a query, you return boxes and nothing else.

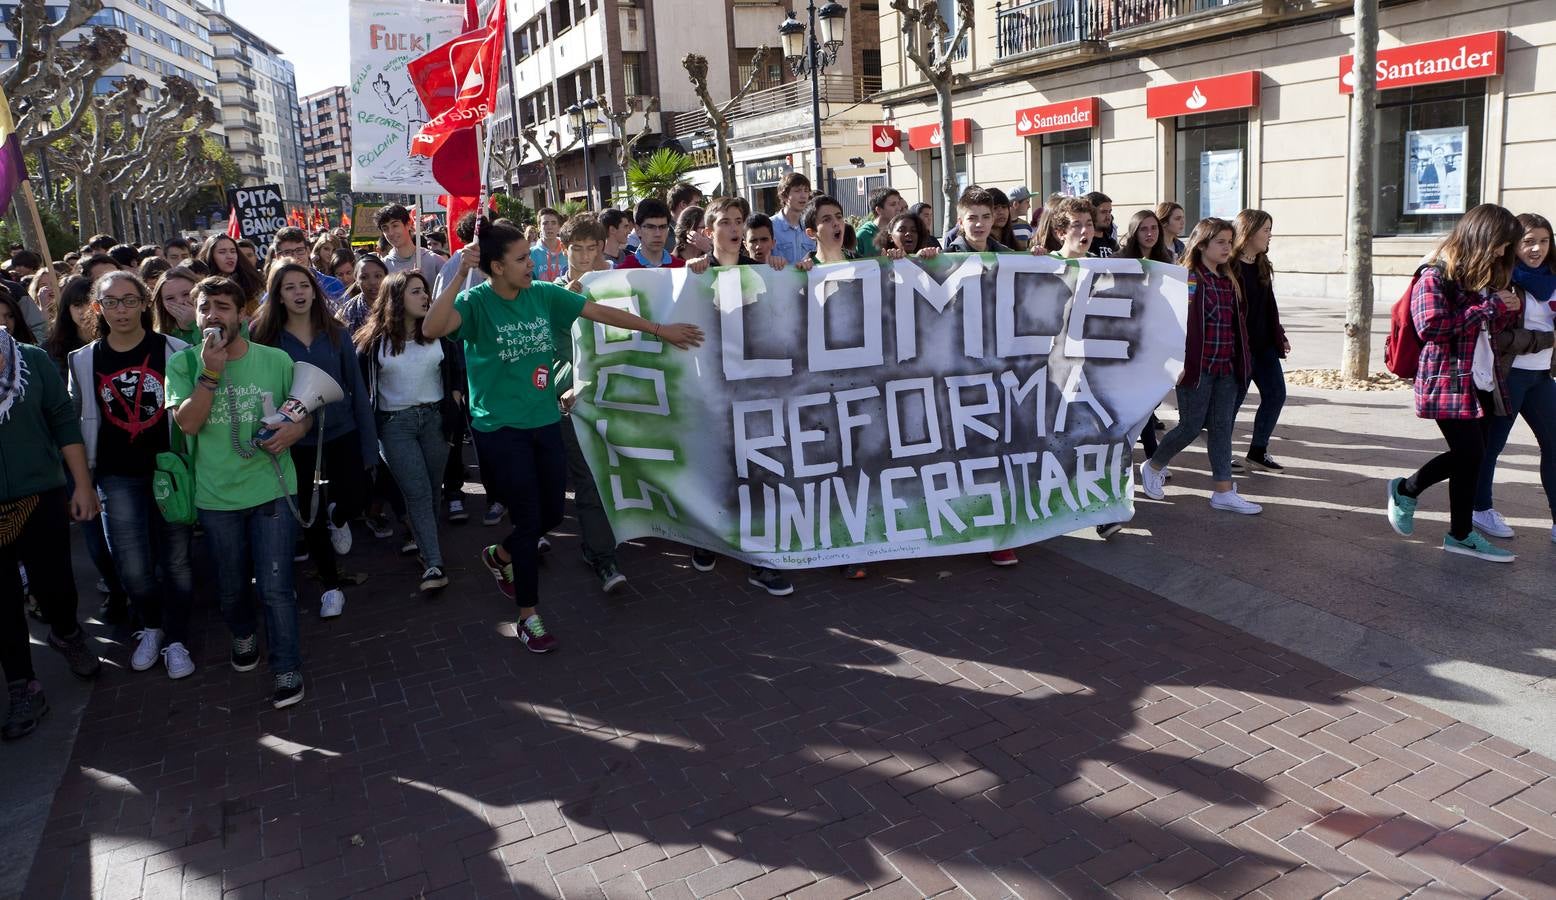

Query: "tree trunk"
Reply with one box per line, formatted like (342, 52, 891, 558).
(1341, 0, 1379, 379)
(715, 125, 736, 199)
(936, 76, 958, 237)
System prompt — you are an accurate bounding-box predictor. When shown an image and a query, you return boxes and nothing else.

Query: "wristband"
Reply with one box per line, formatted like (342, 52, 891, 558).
(197, 378, 218, 392)
(201, 367, 221, 381)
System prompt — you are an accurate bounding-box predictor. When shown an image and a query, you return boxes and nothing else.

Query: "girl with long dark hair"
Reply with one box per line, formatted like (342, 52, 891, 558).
(1156, 201, 1188, 259)
(355, 271, 461, 593)
(1232, 209, 1290, 472)
(1138, 218, 1261, 515)
(1386, 204, 1524, 562)
(150, 267, 201, 346)
(251, 262, 377, 613)
(196, 234, 263, 315)
(1118, 210, 1174, 264)
(1469, 212, 1556, 542)
(69, 271, 194, 679)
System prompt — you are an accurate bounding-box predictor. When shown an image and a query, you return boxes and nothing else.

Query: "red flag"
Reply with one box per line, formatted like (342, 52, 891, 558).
(407, 0, 505, 158)
(432, 128, 481, 198)
(463, 0, 479, 30)
(226, 206, 241, 239)
(342, 211, 352, 229)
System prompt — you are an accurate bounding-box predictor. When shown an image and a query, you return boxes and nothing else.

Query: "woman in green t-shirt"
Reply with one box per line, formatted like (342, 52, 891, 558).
(423, 219, 704, 654)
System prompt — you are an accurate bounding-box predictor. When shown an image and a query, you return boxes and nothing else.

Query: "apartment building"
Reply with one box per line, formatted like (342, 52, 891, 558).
(207, 8, 307, 203)
(501, 0, 884, 213)
(301, 86, 352, 203)
(0, 0, 220, 106)
(876, 0, 1556, 297)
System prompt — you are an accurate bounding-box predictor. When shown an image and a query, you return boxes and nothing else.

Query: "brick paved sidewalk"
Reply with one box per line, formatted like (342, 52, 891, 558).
(20, 510, 1556, 899)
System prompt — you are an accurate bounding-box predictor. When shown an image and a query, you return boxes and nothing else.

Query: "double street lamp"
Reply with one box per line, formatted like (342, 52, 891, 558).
(779, 1, 847, 189)
(566, 97, 602, 209)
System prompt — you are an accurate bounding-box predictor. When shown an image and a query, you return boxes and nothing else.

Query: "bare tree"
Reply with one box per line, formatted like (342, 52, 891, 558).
(889, 0, 973, 220)
(3, 0, 126, 153)
(682, 48, 766, 197)
(598, 94, 660, 204)
(1341, 0, 1379, 379)
(520, 126, 580, 206)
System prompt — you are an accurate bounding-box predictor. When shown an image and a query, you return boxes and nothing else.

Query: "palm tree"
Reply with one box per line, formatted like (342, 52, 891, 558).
(620, 149, 695, 204)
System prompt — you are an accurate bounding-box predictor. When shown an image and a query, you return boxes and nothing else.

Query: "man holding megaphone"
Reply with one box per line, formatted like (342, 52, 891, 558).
(166, 276, 313, 710)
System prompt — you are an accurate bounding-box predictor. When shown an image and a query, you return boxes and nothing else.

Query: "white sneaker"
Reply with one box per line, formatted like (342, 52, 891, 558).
(1472, 508, 1514, 539)
(1210, 487, 1263, 515)
(1230, 457, 1246, 473)
(130, 628, 164, 672)
(1138, 462, 1167, 500)
(320, 589, 346, 618)
(327, 503, 353, 555)
(161, 642, 195, 679)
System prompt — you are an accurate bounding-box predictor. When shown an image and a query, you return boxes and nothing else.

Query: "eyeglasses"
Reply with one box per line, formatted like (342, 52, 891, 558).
(98, 297, 145, 310)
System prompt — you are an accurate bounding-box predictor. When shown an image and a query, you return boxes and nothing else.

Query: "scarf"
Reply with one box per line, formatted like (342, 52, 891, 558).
(1514, 261, 1556, 304)
(0, 326, 27, 425)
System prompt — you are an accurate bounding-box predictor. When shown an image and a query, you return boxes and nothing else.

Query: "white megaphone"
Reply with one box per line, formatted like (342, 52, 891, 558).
(253, 361, 344, 447)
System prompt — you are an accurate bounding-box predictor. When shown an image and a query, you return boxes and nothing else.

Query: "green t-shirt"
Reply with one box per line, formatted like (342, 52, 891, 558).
(854, 220, 882, 258)
(165, 341, 298, 511)
(452, 279, 587, 431)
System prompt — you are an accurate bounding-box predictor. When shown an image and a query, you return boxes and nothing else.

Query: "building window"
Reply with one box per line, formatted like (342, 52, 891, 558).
(1374, 80, 1484, 237)
(623, 52, 644, 97)
(1175, 108, 1248, 222)
(1040, 129, 1091, 200)
(926, 147, 969, 235)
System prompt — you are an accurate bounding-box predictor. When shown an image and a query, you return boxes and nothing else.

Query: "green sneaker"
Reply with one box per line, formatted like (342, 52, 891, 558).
(1387, 477, 1417, 536)
(1442, 531, 1515, 564)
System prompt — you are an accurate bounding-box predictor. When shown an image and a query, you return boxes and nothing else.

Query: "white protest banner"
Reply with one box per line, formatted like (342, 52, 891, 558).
(347, 0, 465, 193)
(571, 255, 1190, 568)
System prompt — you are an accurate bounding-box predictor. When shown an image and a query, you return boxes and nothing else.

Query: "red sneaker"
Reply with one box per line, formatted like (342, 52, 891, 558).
(989, 550, 1019, 567)
(481, 545, 516, 600)
(518, 614, 558, 653)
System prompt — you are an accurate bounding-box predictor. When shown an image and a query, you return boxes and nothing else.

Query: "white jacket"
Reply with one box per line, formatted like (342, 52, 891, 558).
(68, 333, 189, 472)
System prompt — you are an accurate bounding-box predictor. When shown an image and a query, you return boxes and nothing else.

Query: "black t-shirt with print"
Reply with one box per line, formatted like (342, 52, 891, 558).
(92, 331, 171, 478)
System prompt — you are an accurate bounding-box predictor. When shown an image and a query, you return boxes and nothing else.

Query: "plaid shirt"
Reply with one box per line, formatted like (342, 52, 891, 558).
(1411, 267, 1517, 420)
(1198, 270, 1238, 376)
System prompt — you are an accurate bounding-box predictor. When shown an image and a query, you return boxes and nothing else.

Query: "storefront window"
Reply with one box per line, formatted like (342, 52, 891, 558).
(1041, 130, 1091, 198)
(1175, 109, 1248, 222)
(928, 147, 969, 237)
(1374, 80, 1484, 237)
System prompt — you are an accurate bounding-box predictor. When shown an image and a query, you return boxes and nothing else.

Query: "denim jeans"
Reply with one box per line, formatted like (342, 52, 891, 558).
(0, 487, 82, 682)
(377, 405, 449, 568)
(198, 498, 300, 674)
(1475, 367, 1556, 516)
(472, 424, 566, 609)
(1151, 373, 1241, 482)
(1248, 346, 1288, 451)
(560, 411, 617, 567)
(97, 475, 194, 644)
(67, 468, 123, 599)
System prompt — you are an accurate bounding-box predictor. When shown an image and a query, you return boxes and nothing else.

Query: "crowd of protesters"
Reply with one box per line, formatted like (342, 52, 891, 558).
(0, 174, 1548, 738)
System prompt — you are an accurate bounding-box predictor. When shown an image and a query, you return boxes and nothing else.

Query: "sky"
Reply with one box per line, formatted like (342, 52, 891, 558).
(221, 0, 351, 97)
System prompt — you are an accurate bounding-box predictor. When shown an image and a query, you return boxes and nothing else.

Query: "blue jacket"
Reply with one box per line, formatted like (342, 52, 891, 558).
(275, 329, 377, 461)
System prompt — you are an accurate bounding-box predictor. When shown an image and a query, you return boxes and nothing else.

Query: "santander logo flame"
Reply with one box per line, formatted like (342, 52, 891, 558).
(1341, 66, 1358, 87)
(1185, 85, 1208, 110)
(874, 129, 895, 149)
(928, 125, 942, 146)
(1016, 113, 1033, 132)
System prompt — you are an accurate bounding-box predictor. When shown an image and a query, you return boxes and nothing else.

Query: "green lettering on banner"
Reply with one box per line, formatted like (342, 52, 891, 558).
(569, 255, 1191, 569)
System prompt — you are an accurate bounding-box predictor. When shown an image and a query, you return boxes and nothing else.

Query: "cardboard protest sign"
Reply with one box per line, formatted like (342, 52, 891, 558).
(347, 0, 465, 193)
(571, 255, 1190, 568)
(226, 184, 286, 249)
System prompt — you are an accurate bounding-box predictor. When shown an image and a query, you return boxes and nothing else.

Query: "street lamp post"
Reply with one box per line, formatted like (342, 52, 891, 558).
(567, 98, 602, 209)
(779, 2, 847, 190)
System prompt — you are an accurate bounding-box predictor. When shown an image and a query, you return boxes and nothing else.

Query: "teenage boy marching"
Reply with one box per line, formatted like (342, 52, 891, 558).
(166, 276, 311, 709)
(770, 173, 818, 264)
(945, 188, 1011, 254)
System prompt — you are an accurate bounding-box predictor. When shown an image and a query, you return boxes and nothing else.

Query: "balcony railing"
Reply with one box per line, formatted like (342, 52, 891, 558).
(667, 74, 882, 136)
(994, 0, 1262, 60)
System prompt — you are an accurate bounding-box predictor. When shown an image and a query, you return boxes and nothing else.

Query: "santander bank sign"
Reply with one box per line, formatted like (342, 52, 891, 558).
(1339, 31, 1504, 93)
(1014, 98, 1099, 137)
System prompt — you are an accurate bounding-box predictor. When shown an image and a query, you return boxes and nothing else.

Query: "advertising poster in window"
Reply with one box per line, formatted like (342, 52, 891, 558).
(1060, 162, 1092, 197)
(1404, 126, 1467, 215)
(1199, 149, 1243, 219)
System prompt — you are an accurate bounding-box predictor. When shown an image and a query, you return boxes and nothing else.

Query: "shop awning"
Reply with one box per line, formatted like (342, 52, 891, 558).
(1339, 31, 1504, 94)
(1146, 71, 1261, 119)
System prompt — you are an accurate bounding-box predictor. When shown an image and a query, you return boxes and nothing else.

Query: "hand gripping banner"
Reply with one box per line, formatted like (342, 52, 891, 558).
(570, 255, 1191, 569)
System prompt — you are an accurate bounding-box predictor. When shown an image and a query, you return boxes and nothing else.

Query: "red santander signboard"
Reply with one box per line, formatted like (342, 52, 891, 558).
(1015, 98, 1099, 137)
(1145, 71, 1261, 119)
(1339, 31, 1504, 94)
(907, 118, 972, 151)
(870, 124, 900, 152)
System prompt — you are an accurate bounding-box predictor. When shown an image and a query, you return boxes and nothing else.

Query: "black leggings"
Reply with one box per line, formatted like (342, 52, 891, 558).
(294, 434, 367, 588)
(1403, 415, 1493, 541)
(1, 488, 82, 682)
